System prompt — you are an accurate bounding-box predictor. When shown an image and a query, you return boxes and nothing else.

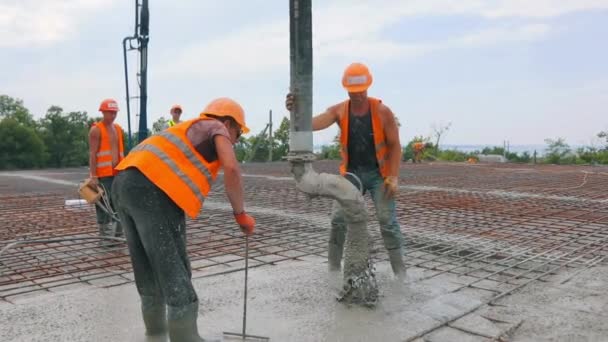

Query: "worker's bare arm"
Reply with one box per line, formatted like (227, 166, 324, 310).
(380, 104, 401, 178)
(312, 104, 340, 131)
(215, 135, 245, 213)
(285, 93, 340, 131)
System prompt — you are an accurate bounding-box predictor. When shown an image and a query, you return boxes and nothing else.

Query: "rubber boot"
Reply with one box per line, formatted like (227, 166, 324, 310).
(141, 295, 167, 341)
(328, 242, 343, 272)
(167, 300, 207, 342)
(388, 248, 407, 279)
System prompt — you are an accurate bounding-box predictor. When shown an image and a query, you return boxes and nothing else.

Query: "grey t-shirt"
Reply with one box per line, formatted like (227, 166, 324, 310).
(186, 120, 231, 162)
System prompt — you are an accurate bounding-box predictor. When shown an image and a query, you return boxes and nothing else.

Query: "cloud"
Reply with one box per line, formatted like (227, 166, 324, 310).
(0, 0, 119, 48)
(480, 0, 608, 18)
(157, 19, 289, 79)
(159, 8, 555, 81)
(455, 23, 552, 46)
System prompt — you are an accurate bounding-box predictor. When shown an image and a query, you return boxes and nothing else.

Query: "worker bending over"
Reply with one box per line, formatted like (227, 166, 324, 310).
(112, 97, 255, 341)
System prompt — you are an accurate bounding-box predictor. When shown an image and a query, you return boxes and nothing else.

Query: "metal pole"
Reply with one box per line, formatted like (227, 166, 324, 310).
(137, 0, 150, 143)
(122, 37, 134, 150)
(289, 0, 313, 153)
(242, 235, 249, 338)
(268, 110, 273, 162)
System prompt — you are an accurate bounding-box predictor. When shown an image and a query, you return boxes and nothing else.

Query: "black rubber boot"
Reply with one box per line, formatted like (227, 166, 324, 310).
(141, 295, 167, 338)
(168, 301, 205, 342)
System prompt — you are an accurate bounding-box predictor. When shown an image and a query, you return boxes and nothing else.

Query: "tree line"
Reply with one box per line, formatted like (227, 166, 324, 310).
(0, 94, 294, 170)
(2, 94, 607, 170)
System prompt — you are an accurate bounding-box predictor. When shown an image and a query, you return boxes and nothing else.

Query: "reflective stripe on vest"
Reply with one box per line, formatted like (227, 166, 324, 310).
(168, 119, 176, 127)
(94, 122, 125, 177)
(338, 97, 389, 177)
(115, 117, 221, 218)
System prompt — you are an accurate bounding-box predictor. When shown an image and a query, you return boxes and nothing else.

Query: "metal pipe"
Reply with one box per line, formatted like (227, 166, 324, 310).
(137, 0, 149, 143)
(122, 36, 136, 150)
(288, 0, 312, 153)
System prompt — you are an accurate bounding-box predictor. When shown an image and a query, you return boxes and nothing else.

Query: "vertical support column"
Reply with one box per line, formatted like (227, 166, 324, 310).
(289, 0, 313, 154)
(137, 0, 150, 143)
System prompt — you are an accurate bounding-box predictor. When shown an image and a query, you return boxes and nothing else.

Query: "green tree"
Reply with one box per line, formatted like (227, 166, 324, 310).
(319, 134, 341, 160)
(544, 137, 571, 164)
(274, 117, 290, 160)
(0, 118, 46, 169)
(38, 106, 90, 167)
(87, 116, 102, 127)
(234, 137, 251, 162)
(0, 95, 35, 126)
(245, 134, 273, 162)
(598, 131, 608, 149)
(403, 135, 431, 161)
(152, 117, 168, 134)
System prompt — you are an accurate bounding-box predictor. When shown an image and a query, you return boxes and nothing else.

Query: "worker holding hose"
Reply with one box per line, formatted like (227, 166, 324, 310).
(111, 97, 255, 341)
(286, 62, 406, 278)
(88, 98, 125, 246)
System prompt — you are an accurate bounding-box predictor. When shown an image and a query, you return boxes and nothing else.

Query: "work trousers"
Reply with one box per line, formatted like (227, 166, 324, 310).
(111, 168, 197, 307)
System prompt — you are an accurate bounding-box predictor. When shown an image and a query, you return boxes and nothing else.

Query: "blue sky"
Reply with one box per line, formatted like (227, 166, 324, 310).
(1, 0, 607, 147)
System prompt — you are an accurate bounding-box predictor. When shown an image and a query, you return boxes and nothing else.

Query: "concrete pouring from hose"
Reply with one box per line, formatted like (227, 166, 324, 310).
(292, 163, 379, 307)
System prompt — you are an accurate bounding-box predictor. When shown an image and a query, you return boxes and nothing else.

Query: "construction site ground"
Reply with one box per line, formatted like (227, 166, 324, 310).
(1, 161, 607, 342)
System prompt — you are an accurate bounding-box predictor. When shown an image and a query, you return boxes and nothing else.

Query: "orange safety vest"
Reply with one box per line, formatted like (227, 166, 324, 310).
(115, 118, 221, 218)
(94, 122, 125, 177)
(338, 97, 389, 177)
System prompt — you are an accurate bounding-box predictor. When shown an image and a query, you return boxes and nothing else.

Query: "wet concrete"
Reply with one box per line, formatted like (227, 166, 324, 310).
(480, 265, 608, 342)
(0, 258, 497, 342)
(7, 258, 604, 341)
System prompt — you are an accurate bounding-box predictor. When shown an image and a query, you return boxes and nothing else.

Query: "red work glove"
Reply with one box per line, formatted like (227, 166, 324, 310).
(234, 211, 255, 235)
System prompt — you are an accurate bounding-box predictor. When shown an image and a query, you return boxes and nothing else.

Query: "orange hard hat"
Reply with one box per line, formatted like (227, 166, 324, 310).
(170, 104, 183, 113)
(99, 98, 119, 112)
(342, 62, 373, 92)
(200, 97, 249, 133)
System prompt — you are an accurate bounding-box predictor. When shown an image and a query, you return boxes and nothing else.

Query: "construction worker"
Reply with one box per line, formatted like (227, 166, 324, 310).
(168, 104, 183, 128)
(111, 97, 255, 341)
(285, 62, 406, 278)
(413, 141, 425, 163)
(88, 98, 124, 245)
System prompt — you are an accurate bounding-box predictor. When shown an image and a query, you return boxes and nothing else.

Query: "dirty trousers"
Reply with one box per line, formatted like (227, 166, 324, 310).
(95, 177, 119, 224)
(111, 168, 197, 307)
(330, 169, 404, 252)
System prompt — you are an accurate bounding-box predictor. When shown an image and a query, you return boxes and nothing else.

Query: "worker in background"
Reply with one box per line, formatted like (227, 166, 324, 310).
(111, 97, 255, 341)
(168, 104, 183, 128)
(413, 141, 425, 163)
(88, 98, 124, 246)
(285, 62, 406, 279)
